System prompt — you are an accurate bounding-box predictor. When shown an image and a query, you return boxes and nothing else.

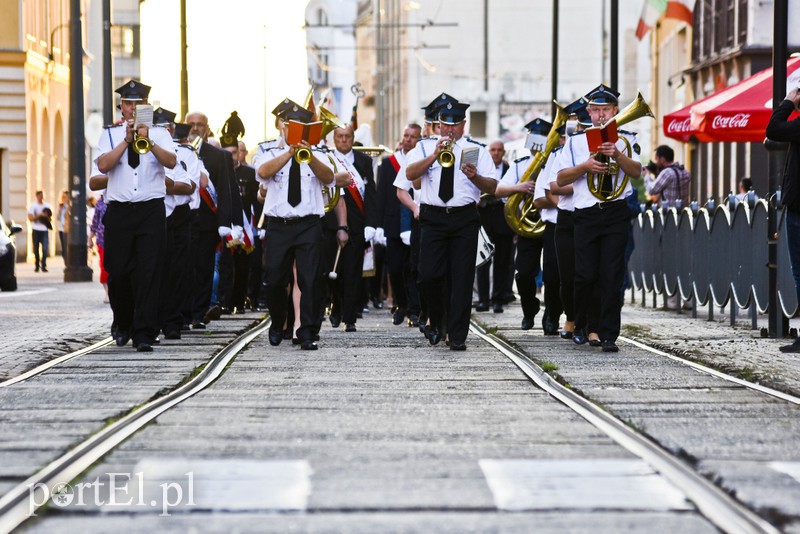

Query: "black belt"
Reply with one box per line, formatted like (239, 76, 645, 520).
(266, 214, 319, 225)
(421, 202, 477, 214)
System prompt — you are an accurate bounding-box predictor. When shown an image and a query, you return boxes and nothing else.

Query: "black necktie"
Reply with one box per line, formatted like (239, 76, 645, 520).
(127, 143, 139, 169)
(288, 157, 301, 207)
(438, 165, 454, 203)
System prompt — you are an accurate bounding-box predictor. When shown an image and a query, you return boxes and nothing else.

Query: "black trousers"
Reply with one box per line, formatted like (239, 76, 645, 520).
(573, 201, 630, 341)
(160, 204, 193, 334)
(319, 226, 339, 320)
(554, 209, 576, 323)
(418, 204, 480, 345)
(248, 237, 264, 307)
(385, 236, 408, 312)
(218, 246, 250, 310)
(192, 224, 220, 323)
(514, 235, 543, 319)
(409, 219, 424, 318)
(103, 198, 165, 345)
(477, 203, 515, 305)
(32, 230, 48, 269)
(542, 221, 563, 327)
(264, 216, 322, 342)
(336, 235, 365, 324)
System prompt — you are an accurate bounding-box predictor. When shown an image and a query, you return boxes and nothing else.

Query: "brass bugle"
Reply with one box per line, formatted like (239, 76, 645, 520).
(294, 146, 312, 164)
(437, 139, 455, 168)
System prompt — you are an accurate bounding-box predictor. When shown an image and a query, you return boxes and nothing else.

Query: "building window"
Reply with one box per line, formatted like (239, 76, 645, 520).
(737, 0, 748, 46)
(317, 8, 328, 26)
(310, 52, 329, 86)
(111, 25, 139, 58)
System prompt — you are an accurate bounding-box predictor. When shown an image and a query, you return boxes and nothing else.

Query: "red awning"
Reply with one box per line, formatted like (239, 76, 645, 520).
(663, 57, 800, 143)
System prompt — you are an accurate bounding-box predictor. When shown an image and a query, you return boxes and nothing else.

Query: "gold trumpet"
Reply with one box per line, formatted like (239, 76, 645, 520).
(294, 146, 312, 165)
(587, 91, 654, 201)
(131, 107, 152, 155)
(437, 139, 455, 168)
(503, 103, 568, 239)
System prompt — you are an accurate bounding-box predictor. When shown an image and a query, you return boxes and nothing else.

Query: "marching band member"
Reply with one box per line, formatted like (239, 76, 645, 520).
(377, 123, 423, 326)
(254, 100, 336, 350)
(185, 109, 243, 329)
(331, 124, 379, 332)
(155, 110, 198, 341)
(476, 140, 514, 313)
(406, 100, 497, 351)
(555, 84, 642, 353)
(93, 80, 177, 352)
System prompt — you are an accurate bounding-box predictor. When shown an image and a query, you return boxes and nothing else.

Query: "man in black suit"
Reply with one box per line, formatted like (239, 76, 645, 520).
(330, 125, 378, 331)
(476, 140, 514, 313)
(185, 111, 243, 329)
(375, 123, 422, 325)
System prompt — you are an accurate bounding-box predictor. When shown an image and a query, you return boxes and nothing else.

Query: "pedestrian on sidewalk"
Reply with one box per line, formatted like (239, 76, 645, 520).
(27, 190, 52, 272)
(766, 86, 800, 353)
(88, 192, 109, 304)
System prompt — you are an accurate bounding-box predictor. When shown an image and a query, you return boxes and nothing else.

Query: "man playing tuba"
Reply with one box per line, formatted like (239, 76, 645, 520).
(554, 84, 643, 353)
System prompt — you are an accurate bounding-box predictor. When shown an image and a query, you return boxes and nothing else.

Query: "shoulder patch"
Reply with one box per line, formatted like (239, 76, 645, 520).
(633, 143, 641, 155)
(514, 155, 531, 164)
(464, 136, 486, 147)
(180, 161, 187, 172)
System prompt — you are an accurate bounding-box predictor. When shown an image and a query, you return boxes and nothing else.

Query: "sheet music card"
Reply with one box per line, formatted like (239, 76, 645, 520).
(134, 105, 154, 129)
(460, 146, 480, 168)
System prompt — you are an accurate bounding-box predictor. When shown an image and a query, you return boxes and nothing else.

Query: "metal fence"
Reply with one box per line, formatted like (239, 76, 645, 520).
(627, 199, 798, 333)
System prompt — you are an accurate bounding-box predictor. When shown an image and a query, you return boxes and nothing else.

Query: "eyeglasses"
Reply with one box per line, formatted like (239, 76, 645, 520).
(187, 122, 207, 128)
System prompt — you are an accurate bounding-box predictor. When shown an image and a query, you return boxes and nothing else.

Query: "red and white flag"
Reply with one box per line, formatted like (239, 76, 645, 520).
(636, 0, 695, 41)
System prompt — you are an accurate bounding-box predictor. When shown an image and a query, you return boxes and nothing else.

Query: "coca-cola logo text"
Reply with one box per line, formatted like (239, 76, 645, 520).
(667, 118, 691, 133)
(712, 113, 750, 129)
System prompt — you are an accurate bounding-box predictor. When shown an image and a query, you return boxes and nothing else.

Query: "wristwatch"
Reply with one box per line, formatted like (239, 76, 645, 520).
(338, 225, 350, 233)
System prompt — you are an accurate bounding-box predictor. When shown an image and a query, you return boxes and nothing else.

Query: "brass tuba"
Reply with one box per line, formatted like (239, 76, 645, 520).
(503, 103, 568, 238)
(319, 106, 347, 138)
(587, 91, 654, 201)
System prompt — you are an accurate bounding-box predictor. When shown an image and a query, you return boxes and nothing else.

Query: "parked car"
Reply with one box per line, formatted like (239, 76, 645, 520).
(0, 212, 23, 291)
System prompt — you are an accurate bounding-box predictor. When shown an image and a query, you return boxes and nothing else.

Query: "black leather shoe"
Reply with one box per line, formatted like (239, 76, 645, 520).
(371, 297, 383, 310)
(313, 332, 320, 341)
(152, 338, 160, 344)
(191, 321, 206, 330)
(601, 340, 619, 352)
(330, 314, 341, 328)
(292, 338, 301, 345)
(300, 340, 318, 350)
(492, 303, 504, 314)
(203, 305, 222, 323)
(283, 329, 293, 340)
(219, 307, 232, 315)
(344, 323, 357, 332)
(115, 334, 130, 347)
(407, 314, 420, 328)
(136, 343, 153, 352)
(475, 302, 489, 312)
(573, 332, 588, 345)
(560, 330, 574, 339)
(41, 267, 48, 273)
(392, 310, 406, 325)
(450, 342, 467, 351)
(164, 331, 181, 340)
(543, 321, 559, 335)
(268, 329, 283, 346)
(181, 323, 191, 331)
(589, 338, 602, 347)
(521, 317, 534, 330)
(426, 327, 442, 346)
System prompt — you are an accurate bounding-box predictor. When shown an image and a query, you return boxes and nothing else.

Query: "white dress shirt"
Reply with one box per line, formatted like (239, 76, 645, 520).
(552, 131, 640, 210)
(164, 144, 198, 217)
(94, 124, 176, 203)
(252, 145, 334, 218)
(406, 136, 496, 207)
(534, 149, 560, 224)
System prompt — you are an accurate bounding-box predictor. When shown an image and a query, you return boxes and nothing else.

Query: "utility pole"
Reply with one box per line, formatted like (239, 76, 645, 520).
(180, 0, 188, 119)
(102, 0, 112, 125)
(64, 0, 92, 282)
(551, 0, 559, 118)
(610, 0, 618, 89)
(376, 0, 383, 145)
(766, 0, 788, 337)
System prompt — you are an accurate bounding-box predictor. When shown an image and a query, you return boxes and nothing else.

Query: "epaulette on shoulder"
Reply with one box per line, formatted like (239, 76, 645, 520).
(103, 122, 123, 129)
(258, 139, 278, 148)
(619, 129, 637, 136)
(570, 131, 586, 137)
(312, 145, 330, 152)
(178, 143, 195, 150)
(465, 136, 486, 147)
(552, 145, 563, 154)
(419, 136, 438, 142)
(514, 155, 531, 164)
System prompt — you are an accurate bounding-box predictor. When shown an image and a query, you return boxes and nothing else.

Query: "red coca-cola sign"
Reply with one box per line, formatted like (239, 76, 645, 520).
(666, 118, 692, 134)
(711, 113, 750, 129)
